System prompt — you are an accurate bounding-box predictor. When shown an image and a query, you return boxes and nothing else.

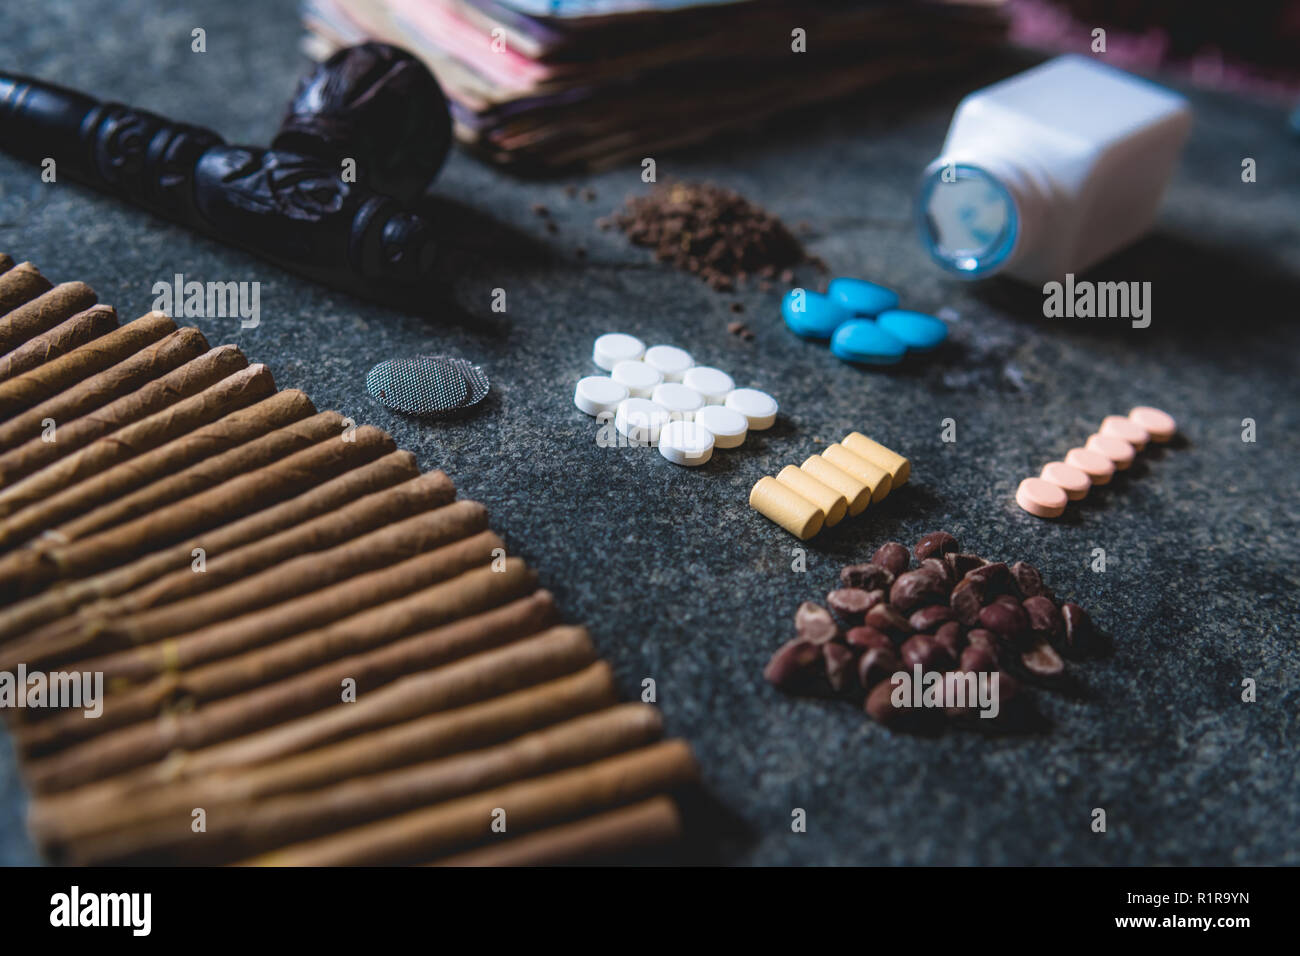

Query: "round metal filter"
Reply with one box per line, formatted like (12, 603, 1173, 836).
(366, 357, 469, 415)
(444, 357, 490, 406)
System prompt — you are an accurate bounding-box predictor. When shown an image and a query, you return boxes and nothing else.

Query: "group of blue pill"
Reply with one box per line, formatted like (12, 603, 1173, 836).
(781, 278, 948, 365)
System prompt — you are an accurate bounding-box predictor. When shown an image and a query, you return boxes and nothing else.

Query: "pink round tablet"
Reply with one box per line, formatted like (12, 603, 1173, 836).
(1100, 415, 1148, 450)
(1065, 447, 1114, 485)
(1086, 433, 1135, 469)
(1129, 406, 1176, 442)
(1016, 477, 1068, 518)
(1040, 461, 1091, 500)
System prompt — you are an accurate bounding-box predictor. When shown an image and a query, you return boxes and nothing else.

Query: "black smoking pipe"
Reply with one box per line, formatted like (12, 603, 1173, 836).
(0, 44, 454, 305)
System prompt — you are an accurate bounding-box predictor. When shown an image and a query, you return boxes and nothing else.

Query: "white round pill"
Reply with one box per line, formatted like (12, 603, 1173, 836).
(611, 360, 662, 398)
(643, 344, 694, 382)
(658, 420, 714, 467)
(725, 387, 778, 430)
(593, 333, 645, 371)
(694, 404, 748, 448)
(573, 376, 629, 416)
(682, 366, 735, 404)
(651, 382, 704, 420)
(615, 397, 671, 445)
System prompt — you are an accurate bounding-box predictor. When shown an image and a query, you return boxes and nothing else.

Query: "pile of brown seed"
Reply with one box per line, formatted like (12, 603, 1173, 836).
(763, 531, 1098, 731)
(609, 182, 809, 291)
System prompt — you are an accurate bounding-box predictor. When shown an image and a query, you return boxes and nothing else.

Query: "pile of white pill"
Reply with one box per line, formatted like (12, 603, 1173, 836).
(573, 332, 779, 467)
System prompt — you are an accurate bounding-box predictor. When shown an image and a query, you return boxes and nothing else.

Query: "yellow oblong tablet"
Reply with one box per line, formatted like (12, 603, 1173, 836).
(801, 454, 871, 516)
(749, 476, 825, 540)
(776, 465, 848, 527)
(843, 432, 910, 487)
(824, 443, 891, 503)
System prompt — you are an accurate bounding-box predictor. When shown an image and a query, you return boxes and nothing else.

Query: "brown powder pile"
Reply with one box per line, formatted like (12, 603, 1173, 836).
(609, 182, 811, 292)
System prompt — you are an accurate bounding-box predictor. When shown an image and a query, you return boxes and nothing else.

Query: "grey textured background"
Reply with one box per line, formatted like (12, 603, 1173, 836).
(1, 0, 1297, 866)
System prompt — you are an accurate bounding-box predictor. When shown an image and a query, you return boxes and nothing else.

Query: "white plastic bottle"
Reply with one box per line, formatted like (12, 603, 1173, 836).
(916, 55, 1192, 283)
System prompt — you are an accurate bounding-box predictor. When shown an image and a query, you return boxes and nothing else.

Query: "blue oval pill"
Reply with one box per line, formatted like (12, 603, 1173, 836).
(782, 288, 851, 339)
(877, 309, 949, 351)
(828, 278, 900, 316)
(830, 319, 907, 365)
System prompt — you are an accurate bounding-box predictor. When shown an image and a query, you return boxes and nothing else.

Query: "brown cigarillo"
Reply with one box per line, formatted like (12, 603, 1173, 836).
(0, 342, 251, 490)
(0, 391, 317, 553)
(18, 499, 490, 676)
(0, 305, 118, 384)
(244, 739, 697, 866)
(0, 424, 395, 599)
(51, 409, 346, 545)
(164, 615, 590, 781)
(0, 282, 97, 354)
(0, 262, 53, 317)
(0, 311, 175, 418)
(18, 583, 553, 757)
(87, 526, 511, 689)
(0, 325, 209, 456)
(0, 451, 422, 643)
(70, 703, 664, 865)
(26, 602, 576, 795)
(432, 795, 682, 867)
(30, 660, 615, 848)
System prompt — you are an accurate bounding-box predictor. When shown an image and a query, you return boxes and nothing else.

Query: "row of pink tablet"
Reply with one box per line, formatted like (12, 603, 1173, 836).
(1016, 406, 1178, 518)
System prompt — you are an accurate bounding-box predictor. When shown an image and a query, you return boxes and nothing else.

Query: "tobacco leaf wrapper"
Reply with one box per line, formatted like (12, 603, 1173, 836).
(0, 305, 117, 384)
(0, 311, 175, 418)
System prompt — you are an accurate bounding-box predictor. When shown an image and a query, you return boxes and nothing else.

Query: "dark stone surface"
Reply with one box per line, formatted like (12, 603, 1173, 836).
(1, 0, 1297, 866)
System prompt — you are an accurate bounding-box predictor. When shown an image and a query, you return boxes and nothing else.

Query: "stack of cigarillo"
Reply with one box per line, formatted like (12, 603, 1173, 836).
(0, 255, 696, 865)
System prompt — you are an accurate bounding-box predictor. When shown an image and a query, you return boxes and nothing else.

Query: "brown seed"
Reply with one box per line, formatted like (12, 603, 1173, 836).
(870, 542, 911, 576)
(949, 578, 983, 626)
(993, 594, 1023, 610)
(993, 670, 1022, 703)
(727, 321, 744, 335)
(795, 601, 839, 644)
(845, 625, 893, 651)
(857, 646, 900, 690)
(840, 562, 895, 591)
(1020, 638, 1065, 678)
(963, 561, 1011, 596)
(945, 553, 987, 578)
(864, 602, 912, 637)
(908, 604, 953, 633)
(919, 557, 955, 591)
(959, 643, 997, 673)
(823, 643, 855, 693)
(1061, 603, 1094, 655)
(965, 628, 999, 655)
(826, 587, 883, 622)
(914, 531, 959, 560)
(1010, 561, 1045, 598)
(978, 602, 1028, 642)
(1022, 596, 1063, 641)
(901, 633, 955, 671)
(763, 638, 821, 687)
(890, 570, 944, 612)
(932, 620, 965, 660)
(865, 680, 903, 725)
